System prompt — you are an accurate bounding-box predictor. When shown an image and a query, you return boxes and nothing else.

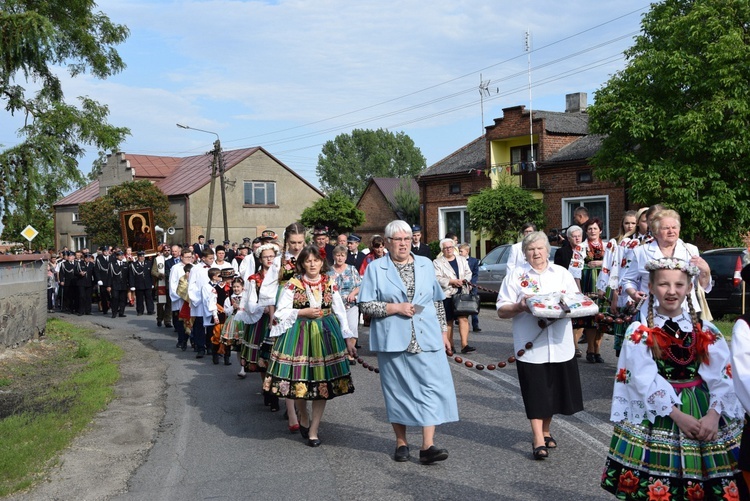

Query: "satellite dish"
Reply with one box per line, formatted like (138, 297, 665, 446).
(167, 227, 176, 235)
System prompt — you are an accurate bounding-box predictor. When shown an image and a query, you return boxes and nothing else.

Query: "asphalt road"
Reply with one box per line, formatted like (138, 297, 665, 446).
(11, 305, 620, 501)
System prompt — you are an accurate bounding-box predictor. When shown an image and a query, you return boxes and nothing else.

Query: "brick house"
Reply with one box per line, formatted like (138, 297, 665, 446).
(53, 147, 323, 251)
(416, 137, 490, 251)
(355, 177, 419, 244)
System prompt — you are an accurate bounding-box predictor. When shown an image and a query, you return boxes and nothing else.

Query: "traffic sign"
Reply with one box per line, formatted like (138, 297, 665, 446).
(21, 225, 38, 242)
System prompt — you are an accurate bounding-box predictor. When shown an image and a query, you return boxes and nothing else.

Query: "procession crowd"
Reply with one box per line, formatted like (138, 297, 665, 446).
(42, 210, 750, 499)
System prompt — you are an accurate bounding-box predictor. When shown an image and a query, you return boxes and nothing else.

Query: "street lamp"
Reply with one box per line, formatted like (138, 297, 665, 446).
(176, 123, 229, 243)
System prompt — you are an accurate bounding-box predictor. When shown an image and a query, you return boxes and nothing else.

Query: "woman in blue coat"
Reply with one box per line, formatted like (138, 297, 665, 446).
(358, 220, 458, 464)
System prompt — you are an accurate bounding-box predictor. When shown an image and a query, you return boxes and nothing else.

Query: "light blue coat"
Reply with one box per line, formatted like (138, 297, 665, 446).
(359, 254, 446, 352)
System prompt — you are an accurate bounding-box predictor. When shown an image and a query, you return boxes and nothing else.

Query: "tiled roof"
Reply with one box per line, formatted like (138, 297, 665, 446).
(125, 155, 181, 179)
(534, 110, 589, 135)
(419, 136, 485, 178)
(156, 147, 260, 196)
(542, 134, 603, 165)
(55, 180, 100, 206)
(369, 177, 419, 207)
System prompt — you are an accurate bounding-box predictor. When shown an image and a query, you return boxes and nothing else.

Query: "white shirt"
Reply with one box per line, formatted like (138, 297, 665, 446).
(169, 263, 186, 311)
(732, 317, 750, 414)
(505, 241, 525, 279)
(496, 262, 578, 364)
(188, 262, 211, 317)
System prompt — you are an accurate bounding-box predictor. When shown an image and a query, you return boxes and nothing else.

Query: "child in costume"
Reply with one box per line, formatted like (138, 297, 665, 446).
(602, 257, 743, 500)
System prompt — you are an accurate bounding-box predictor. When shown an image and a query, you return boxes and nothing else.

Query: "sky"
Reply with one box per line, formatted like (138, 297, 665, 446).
(1, 0, 650, 193)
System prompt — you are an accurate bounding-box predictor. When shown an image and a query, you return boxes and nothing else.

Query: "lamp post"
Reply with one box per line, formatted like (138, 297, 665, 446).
(176, 124, 229, 243)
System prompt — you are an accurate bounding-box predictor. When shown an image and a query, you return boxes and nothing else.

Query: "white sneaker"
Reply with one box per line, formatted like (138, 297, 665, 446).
(237, 368, 246, 379)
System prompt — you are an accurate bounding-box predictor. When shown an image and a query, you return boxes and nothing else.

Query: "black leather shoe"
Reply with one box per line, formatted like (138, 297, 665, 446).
(594, 353, 605, 363)
(473, 327, 482, 332)
(111, 314, 117, 319)
(157, 320, 162, 327)
(307, 438, 321, 447)
(394, 445, 410, 462)
(419, 446, 448, 464)
(212, 353, 220, 365)
(118, 314, 127, 317)
(460, 345, 476, 354)
(299, 425, 310, 440)
(196, 351, 205, 359)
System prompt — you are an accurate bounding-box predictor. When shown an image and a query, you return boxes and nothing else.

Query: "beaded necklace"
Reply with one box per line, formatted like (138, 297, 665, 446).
(301, 274, 326, 308)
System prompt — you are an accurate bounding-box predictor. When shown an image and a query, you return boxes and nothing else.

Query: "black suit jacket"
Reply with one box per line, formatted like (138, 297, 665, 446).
(412, 243, 433, 260)
(129, 260, 153, 290)
(108, 260, 130, 291)
(192, 243, 205, 258)
(94, 255, 111, 286)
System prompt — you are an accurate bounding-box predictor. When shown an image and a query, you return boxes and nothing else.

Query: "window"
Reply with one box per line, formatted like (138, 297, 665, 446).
(244, 181, 276, 206)
(438, 206, 470, 244)
(510, 144, 539, 189)
(576, 170, 593, 184)
(449, 183, 461, 195)
(72, 236, 88, 252)
(72, 212, 80, 222)
(562, 195, 609, 239)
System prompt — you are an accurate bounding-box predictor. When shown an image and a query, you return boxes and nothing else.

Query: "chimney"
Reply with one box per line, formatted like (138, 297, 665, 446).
(565, 92, 587, 113)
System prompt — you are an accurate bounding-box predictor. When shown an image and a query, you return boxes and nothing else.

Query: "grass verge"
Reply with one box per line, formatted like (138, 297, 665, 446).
(0, 318, 122, 496)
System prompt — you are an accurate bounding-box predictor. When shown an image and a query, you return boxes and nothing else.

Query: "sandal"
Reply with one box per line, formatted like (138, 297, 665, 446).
(544, 436, 557, 449)
(532, 445, 548, 460)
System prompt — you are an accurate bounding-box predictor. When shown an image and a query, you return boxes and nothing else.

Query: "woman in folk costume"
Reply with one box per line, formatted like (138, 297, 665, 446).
(264, 245, 357, 447)
(601, 258, 743, 500)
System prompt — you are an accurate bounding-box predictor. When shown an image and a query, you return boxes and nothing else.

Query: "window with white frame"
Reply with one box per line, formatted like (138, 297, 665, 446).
(72, 212, 80, 222)
(438, 206, 471, 244)
(244, 181, 276, 206)
(562, 195, 609, 239)
(72, 236, 88, 251)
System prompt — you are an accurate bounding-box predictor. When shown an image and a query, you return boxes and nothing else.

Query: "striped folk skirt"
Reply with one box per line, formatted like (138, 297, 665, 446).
(264, 314, 354, 401)
(239, 313, 272, 370)
(601, 381, 743, 499)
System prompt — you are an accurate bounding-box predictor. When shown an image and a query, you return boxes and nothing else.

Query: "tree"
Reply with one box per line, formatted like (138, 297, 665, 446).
(316, 129, 426, 201)
(391, 179, 420, 225)
(0, 0, 130, 243)
(299, 191, 365, 235)
(467, 184, 545, 245)
(78, 181, 175, 248)
(588, 0, 750, 247)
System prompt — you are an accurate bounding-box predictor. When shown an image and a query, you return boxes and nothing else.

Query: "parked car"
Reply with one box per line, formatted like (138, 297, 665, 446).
(701, 247, 750, 318)
(476, 244, 559, 302)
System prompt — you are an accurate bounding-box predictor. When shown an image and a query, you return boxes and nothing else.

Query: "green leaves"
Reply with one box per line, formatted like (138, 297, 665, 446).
(316, 129, 426, 201)
(589, 0, 750, 247)
(467, 185, 545, 244)
(299, 191, 365, 235)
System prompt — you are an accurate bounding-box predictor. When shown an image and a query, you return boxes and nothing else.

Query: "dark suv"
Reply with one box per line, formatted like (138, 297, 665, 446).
(701, 248, 749, 317)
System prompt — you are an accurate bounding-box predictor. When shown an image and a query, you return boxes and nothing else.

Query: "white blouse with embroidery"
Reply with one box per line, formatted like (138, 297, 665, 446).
(610, 316, 742, 424)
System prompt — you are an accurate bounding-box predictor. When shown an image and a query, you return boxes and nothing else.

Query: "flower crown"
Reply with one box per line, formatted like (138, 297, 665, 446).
(254, 242, 280, 258)
(645, 257, 700, 277)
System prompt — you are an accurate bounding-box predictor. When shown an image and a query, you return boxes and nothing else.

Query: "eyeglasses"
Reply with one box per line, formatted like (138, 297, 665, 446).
(388, 237, 410, 243)
(442, 246, 455, 251)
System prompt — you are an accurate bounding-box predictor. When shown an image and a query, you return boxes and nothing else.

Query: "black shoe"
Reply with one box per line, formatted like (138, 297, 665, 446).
(269, 395, 280, 412)
(111, 314, 117, 318)
(118, 314, 127, 317)
(165, 324, 173, 328)
(147, 311, 155, 315)
(196, 351, 205, 359)
(473, 327, 482, 332)
(460, 345, 476, 354)
(181, 343, 187, 352)
(212, 353, 220, 365)
(299, 425, 309, 440)
(419, 446, 448, 464)
(157, 320, 162, 327)
(594, 354, 605, 363)
(586, 352, 595, 363)
(224, 356, 232, 366)
(394, 445, 410, 462)
(307, 438, 321, 447)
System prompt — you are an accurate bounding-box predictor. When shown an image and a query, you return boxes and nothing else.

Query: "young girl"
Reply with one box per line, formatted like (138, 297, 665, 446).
(221, 277, 246, 367)
(596, 211, 638, 356)
(264, 245, 357, 447)
(602, 258, 743, 499)
(238, 244, 281, 405)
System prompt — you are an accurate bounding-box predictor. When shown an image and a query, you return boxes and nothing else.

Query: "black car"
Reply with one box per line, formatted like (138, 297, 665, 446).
(701, 247, 750, 318)
(476, 244, 559, 302)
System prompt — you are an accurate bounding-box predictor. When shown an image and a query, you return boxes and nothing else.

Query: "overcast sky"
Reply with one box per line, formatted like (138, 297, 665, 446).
(1, 0, 649, 189)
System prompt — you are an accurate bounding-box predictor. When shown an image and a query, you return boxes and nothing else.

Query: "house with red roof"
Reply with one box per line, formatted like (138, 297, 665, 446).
(354, 177, 419, 244)
(53, 147, 323, 250)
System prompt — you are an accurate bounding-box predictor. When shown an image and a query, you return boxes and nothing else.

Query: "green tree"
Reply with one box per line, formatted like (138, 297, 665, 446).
(0, 0, 130, 243)
(299, 191, 365, 235)
(78, 181, 175, 248)
(588, 0, 750, 247)
(391, 179, 420, 225)
(316, 129, 426, 201)
(467, 184, 545, 244)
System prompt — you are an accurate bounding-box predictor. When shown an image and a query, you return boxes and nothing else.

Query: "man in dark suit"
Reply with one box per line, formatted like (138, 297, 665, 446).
(108, 250, 129, 318)
(130, 251, 155, 316)
(76, 253, 95, 315)
(411, 225, 433, 259)
(313, 225, 336, 265)
(345, 234, 366, 269)
(58, 251, 77, 313)
(223, 240, 235, 263)
(192, 235, 206, 258)
(459, 243, 481, 332)
(94, 246, 111, 315)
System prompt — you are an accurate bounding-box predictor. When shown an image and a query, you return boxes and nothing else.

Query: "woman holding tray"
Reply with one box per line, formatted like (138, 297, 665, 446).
(497, 230, 584, 460)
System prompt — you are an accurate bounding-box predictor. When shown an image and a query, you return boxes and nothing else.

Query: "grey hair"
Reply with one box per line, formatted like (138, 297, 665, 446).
(332, 245, 347, 256)
(567, 225, 583, 237)
(521, 231, 551, 254)
(384, 220, 412, 239)
(440, 238, 456, 249)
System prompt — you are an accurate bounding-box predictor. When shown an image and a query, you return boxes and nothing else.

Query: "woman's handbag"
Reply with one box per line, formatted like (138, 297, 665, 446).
(452, 285, 480, 316)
